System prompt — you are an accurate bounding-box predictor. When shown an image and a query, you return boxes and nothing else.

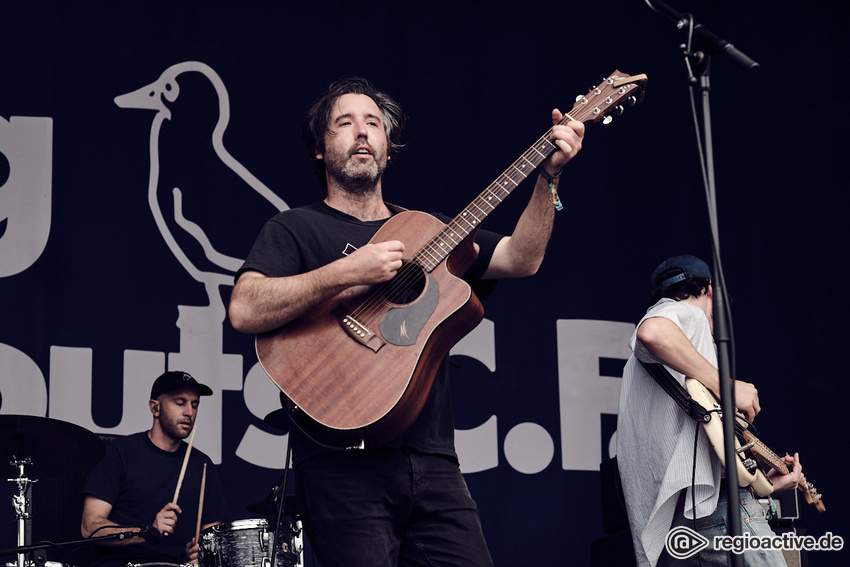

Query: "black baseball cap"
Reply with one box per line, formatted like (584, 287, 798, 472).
(150, 371, 213, 400)
(651, 254, 712, 291)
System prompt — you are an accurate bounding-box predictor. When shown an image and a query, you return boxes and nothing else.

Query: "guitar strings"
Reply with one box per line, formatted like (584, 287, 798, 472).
(348, 76, 637, 328)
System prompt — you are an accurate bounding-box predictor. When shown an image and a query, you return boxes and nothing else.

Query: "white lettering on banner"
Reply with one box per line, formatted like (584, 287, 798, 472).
(3, 318, 633, 473)
(556, 319, 634, 471)
(0, 116, 53, 278)
(236, 361, 290, 469)
(0, 343, 48, 415)
(452, 319, 499, 473)
(504, 422, 555, 474)
(450, 318, 554, 475)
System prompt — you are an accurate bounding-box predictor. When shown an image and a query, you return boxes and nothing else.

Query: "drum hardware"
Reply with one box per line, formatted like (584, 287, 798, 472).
(7, 457, 35, 567)
(0, 525, 145, 567)
(245, 486, 302, 567)
(0, 415, 106, 567)
(259, 401, 302, 567)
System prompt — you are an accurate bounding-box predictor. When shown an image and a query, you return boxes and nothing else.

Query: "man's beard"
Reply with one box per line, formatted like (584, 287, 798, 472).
(324, 146, 387, 196)
(161, 417, 193, 442)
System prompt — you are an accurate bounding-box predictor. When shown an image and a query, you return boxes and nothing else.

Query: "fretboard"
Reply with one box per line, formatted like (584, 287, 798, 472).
(415, 132, 560, 271)
(414, 71, 646, 272)
(410, 70, 646, 273)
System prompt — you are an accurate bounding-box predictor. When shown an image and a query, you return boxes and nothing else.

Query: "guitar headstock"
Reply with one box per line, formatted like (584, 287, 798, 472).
(561, 70, 648, 126)
(799, 475, 826, 513)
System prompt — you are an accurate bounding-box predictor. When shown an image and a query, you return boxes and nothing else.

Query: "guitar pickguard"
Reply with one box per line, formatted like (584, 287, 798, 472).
(380, 274, 439, 346)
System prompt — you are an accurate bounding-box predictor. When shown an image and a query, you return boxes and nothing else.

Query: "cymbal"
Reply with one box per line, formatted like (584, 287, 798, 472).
(263, 408, 290, 432)
(0, 414, 106, 478)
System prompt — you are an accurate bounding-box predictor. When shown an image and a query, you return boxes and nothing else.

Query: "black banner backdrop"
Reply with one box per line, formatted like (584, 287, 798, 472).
(2, 1, 847, 565)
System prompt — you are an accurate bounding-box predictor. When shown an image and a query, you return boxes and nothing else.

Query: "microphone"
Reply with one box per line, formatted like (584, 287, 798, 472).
(137, 524, 162, 544)
(644, 0, 759, 72)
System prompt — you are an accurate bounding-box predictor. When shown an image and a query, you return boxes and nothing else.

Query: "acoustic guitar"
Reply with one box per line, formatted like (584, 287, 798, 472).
(257, 71, 648, 449)
(686, 378, 825, 511)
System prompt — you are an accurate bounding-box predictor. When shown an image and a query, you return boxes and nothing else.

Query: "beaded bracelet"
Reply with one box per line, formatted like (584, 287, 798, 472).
(540, 168, 563, 211)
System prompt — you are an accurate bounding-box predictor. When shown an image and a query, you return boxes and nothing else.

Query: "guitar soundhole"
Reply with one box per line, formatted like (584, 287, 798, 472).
(380, 261, 426, 305)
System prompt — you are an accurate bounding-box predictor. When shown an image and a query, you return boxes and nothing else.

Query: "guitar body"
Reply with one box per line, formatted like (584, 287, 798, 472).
(256, 211, 484, 449)
(685, 378, 776, 497)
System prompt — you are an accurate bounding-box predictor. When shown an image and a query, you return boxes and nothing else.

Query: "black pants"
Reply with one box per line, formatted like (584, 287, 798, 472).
(294, 447, 493, 567)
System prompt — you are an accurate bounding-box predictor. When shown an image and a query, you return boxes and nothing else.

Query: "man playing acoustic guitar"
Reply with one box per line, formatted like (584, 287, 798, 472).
(616, 254, 803, 566)
(228, 77, 584, 567)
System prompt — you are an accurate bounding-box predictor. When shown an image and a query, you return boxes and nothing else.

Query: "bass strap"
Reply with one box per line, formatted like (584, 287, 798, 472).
(639, 361, 712, 424)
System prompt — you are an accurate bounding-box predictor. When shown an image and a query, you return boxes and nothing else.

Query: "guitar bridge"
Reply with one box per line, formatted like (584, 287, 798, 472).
(333, 305, 385, 352)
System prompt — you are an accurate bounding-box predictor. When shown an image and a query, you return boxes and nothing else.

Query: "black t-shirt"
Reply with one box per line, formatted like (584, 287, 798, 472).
(82, 432, 228, 566)
(238, 201, 503, 464)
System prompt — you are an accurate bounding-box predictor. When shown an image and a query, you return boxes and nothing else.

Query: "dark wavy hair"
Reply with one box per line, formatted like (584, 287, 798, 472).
(648, 268, 712, 306)
(301, 77, 406, 189)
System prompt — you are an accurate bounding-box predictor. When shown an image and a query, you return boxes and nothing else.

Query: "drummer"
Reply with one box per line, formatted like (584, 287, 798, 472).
(81, 371, 228, 566)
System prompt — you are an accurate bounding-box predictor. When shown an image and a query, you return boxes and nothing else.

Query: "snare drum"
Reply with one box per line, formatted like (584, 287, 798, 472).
(198, 519, 302, 567)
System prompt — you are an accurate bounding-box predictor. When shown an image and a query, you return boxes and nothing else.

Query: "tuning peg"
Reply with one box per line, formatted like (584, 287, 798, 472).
(628, 96, 638, 107)
(615, 105, 625, 116)
(575, 94, 587, 103)
(602, 116, 613, 125)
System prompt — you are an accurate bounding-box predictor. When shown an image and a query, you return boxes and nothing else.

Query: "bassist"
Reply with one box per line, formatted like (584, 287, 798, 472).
(228, 77, 584, 567)
(616, 254, 803, 566)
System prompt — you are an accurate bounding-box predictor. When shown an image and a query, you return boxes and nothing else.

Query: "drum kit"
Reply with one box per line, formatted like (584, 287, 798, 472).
(0, 413, 305, 567)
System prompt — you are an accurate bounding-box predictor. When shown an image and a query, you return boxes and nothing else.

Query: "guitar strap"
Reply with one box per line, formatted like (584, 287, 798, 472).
(639, 361, 712, 424)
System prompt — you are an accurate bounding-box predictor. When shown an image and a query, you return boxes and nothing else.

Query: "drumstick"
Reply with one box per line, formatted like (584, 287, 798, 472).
(195, 463, 207, 543)
(173, 426, 196, 504)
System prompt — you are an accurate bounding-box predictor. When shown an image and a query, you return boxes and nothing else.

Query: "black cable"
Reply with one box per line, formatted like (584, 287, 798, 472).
(86, 523, 147, 539)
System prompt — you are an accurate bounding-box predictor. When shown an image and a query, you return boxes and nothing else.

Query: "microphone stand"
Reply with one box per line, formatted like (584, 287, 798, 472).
(645, 2, 759, 566)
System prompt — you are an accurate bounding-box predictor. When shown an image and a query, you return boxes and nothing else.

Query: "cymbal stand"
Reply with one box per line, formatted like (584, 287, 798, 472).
(8, 457, 35, 567)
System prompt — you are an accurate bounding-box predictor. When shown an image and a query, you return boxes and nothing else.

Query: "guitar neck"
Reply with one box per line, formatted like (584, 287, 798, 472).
(419, 132, 558, 271)
(415, 71, 646, 272)
(740, 428, 826, 512)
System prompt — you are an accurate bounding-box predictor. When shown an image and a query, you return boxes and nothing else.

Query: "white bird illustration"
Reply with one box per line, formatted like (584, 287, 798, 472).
(114, 61, 287, 304)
